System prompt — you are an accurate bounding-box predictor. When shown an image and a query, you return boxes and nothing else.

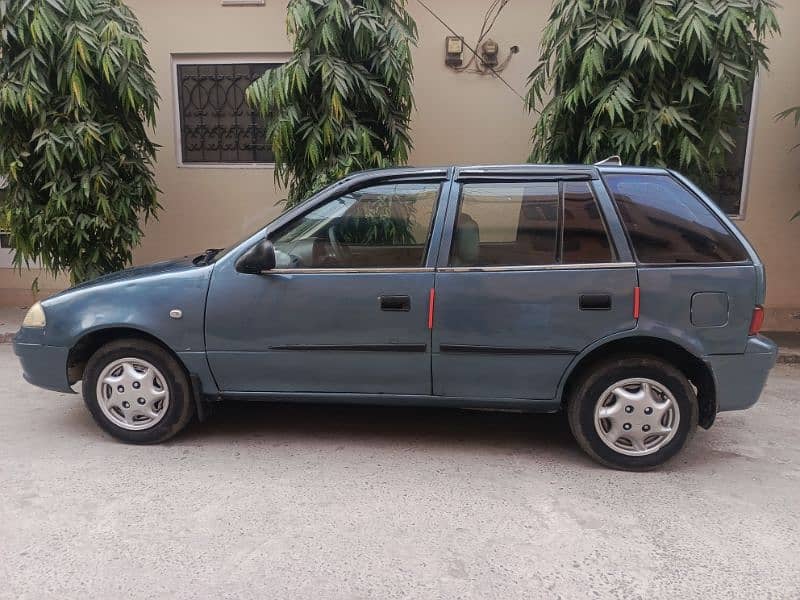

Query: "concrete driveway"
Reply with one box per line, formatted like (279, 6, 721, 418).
(1, 344, 798, 599)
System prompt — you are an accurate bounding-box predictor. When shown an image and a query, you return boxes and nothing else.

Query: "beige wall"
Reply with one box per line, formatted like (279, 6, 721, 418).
(0, 269, 66, 307)
(2, 0, 799, 330)
(127, 0, 540, 265)
(734, 0, 800, 329)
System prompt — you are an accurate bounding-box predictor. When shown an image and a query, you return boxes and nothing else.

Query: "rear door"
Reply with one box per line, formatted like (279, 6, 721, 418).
(431, 169, 637, 402)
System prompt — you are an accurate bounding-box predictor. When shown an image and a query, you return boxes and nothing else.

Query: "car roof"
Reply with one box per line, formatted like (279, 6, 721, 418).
(348, 164, 672, 183)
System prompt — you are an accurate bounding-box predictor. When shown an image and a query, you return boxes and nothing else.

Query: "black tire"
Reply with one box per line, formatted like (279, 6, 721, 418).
(567, 355, 698, 471)
(83, 339, 195, 444)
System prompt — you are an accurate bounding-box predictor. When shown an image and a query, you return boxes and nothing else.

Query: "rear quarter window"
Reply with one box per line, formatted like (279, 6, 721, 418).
(604, 174, 748, 264)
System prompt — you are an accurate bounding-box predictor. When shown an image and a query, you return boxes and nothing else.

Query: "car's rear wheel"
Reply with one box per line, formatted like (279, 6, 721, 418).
(83, 339, 195, 444)
(567, 356, 698, 470)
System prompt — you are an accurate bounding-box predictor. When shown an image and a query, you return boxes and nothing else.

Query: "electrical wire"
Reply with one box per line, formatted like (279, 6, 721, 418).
(453, 0, 505, 72)
(469, 1, 517, 77)
(413, 0, 524, 101)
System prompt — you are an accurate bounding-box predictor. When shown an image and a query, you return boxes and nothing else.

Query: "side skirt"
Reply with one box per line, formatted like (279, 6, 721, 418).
(215, 391, 561, 413)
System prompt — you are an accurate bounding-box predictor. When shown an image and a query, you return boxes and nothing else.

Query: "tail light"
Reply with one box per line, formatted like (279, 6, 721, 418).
(749, 306, 765, 336)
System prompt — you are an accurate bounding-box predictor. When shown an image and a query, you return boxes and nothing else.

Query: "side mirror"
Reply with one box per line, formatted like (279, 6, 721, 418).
(235, 238, 276, 274)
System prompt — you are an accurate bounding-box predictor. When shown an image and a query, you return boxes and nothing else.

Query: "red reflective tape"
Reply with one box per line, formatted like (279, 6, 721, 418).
(633, 286, 641, 320)
(749, 305, 764, 336)
(428, 288, 435, 330)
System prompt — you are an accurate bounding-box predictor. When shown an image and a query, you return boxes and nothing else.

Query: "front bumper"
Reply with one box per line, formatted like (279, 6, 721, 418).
(705, 335, 778, 413)
(13, 337, 74, 394)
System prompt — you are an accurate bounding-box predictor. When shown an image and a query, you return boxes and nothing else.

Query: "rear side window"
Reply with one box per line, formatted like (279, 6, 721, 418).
(562, 181, 613, 263)
(449, 181, 613, 267)
(450, 182, 559, 267)
(604, 174, 748, 264)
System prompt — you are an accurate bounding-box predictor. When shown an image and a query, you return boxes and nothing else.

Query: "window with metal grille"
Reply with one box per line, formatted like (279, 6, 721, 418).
(176, 62, 278, 164)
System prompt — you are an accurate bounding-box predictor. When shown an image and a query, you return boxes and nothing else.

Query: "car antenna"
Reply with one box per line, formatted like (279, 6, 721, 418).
(594, 156, 622, 166)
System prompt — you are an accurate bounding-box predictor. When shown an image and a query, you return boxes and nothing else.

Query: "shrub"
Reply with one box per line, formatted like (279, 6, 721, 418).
(246, 0, 417, 209)
(527, 0, 779, 185)
(0, 0, 159, 284)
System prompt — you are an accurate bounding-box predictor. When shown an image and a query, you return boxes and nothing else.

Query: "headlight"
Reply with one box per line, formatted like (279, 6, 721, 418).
(22, 302, 46, 328)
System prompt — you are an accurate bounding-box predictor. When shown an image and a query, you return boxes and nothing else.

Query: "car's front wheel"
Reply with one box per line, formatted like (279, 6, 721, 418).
(83, 339, 195, 444)
(567, 356, 698, 470)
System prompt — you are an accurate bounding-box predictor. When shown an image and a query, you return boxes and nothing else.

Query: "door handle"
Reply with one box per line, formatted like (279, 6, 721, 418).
(579, 294, 612, 310)
(380, 295, 411, 312)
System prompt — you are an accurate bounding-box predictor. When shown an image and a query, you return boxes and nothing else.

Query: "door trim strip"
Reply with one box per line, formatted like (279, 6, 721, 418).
(439, 344, 577, 356)
(266, 267, 436, 274)
(269, 344, 428, 352)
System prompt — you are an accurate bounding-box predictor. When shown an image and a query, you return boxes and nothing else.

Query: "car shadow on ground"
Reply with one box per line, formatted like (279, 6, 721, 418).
(172, 401, 736, 472)
(177, 400, 581, 455)
(58, 394, 727, 470)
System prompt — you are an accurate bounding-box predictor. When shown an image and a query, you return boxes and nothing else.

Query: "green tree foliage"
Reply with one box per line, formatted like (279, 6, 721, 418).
(338, 190, 417, 245)
(246, 0, 417, 209)
(526, 0, 779, 183)
(0, 0, 159, 284)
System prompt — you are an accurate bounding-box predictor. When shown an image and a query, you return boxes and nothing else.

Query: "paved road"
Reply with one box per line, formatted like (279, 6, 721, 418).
(1, 345, 799, 599)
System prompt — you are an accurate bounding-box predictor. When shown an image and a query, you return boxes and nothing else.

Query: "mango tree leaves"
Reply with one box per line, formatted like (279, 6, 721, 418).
(527, 0, 780, 184)
(246, 0, 416, 208)
(0, 0, 159, 284)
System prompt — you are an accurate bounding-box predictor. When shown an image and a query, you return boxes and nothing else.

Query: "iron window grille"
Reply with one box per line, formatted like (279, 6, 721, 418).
(176, 62, 278, 164)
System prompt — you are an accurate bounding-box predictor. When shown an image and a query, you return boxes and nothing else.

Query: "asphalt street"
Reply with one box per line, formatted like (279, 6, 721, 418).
(1, 344, 798, 599)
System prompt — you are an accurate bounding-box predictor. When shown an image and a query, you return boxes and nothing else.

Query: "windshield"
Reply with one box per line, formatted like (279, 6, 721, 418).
(206, 226, 262, 263)
(204, 177, 359, 264)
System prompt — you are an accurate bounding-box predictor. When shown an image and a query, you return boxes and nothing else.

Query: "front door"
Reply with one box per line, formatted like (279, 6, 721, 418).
(432, 177, 638, 401)
(205, 180, 444, 395)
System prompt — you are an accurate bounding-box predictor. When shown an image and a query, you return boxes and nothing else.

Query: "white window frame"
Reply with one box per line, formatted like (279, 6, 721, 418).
(729, 76, 759, 221)
(0, 231, 38, 269)
(0, 177, 10, 267)
(0, 232, 13, 269)
(171, 53, 291, 169)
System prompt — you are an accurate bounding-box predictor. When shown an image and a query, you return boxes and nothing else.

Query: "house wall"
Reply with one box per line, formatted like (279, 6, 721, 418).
(2, 0, 799, 330)
(125, 0, 541, 263)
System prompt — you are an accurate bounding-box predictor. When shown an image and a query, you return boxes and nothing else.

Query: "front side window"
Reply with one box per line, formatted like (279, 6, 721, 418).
(449, 181, 612, 267)
(604, 174, 749, 264)
(271, 183, 440, 269)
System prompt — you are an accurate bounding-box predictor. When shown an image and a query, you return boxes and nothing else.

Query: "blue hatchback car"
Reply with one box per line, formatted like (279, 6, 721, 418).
(14, 164, 777, 470)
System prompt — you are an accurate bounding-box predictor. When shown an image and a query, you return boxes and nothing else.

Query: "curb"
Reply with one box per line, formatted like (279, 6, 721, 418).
(778, 352, 800, 365)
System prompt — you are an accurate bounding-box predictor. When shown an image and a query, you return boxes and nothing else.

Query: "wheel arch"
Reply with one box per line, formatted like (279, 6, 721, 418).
(558, 335, 717, 428)
(67, 326, 190, 387)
